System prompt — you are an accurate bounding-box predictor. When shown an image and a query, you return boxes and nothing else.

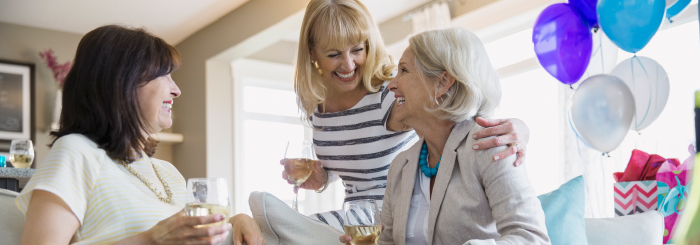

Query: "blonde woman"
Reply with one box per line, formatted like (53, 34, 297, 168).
(342, 26, 549, 245)
(282, 0, 532, 231)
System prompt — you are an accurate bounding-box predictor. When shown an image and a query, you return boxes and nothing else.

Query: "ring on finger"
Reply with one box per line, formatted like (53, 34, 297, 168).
(508, 143, 519, 150)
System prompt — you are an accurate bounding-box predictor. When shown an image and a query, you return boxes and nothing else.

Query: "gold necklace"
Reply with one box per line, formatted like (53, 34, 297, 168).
(120, 158, 173, 204)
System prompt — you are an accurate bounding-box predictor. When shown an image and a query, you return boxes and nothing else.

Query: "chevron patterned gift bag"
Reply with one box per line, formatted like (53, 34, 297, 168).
(614, 180, 659, 216)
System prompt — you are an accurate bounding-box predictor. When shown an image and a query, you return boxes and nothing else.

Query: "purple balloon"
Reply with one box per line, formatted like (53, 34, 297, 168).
(569, 0, 598, 28)
(533, 3, 592, 85)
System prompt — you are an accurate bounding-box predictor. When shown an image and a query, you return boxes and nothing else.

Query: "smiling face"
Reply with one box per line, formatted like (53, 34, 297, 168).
(137, 74, 181, 134)
(310, 42, 367, 97)
(388, 48, 438, 125)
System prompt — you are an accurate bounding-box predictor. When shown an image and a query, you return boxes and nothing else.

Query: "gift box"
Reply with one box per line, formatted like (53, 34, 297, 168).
(656, 158, 691, 244)
(614, 180, 658, 216)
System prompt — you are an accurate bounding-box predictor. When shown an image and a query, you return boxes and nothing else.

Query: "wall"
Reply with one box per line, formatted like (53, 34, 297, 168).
(0, 21, 82, 166)
(172, 0, 309, 180)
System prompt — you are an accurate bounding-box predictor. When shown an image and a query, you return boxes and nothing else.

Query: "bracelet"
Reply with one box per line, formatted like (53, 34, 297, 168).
(315, 169, 331, 193)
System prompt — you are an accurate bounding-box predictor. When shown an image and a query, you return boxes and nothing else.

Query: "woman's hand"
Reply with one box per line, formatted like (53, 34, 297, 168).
(229, 214, 265, 245)
(280, 159, 328, 193)
(472, 117, 529, 166)
(338, 224, 384, 245)
(339, 234, 352, 244)
(139, 210, 231, 245)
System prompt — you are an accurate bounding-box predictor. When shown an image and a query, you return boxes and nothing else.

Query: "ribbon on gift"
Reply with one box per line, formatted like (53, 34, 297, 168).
(659, 176, 691, 217)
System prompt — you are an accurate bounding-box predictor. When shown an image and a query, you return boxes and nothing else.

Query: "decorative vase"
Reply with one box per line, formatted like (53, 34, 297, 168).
(51, 89, 62, 130)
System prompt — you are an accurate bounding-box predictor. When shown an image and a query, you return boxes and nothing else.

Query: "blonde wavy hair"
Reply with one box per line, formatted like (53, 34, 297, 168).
(295, 0, 395, 123)
(409, 27, 502, 122)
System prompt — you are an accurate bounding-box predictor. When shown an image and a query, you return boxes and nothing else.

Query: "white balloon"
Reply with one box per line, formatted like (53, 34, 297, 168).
(611, 56, 670, 131)
(667, 0, 680, 8)
(571, 75, 635, 153)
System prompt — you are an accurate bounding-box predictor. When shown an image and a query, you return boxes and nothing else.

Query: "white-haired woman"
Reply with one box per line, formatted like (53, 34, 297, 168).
(341, 27, 550, 244)
(283, 0, 533, 231)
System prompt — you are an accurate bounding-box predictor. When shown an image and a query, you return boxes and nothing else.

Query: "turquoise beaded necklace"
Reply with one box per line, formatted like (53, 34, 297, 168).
(419, 142, 440, 178)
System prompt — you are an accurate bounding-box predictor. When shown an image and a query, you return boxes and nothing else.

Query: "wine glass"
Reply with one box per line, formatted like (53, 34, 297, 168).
(185, 178, 231, 227)
(283, 140, 316, 211)
(9, 139, 34, 168)
(343, 199, 382, 245)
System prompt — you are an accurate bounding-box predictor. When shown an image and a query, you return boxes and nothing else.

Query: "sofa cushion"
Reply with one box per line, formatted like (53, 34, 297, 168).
(585, 211, 663, 245)
(537, 175, 588, 245)
(0, 189, 24, 244)
(248, 191, 343, 245)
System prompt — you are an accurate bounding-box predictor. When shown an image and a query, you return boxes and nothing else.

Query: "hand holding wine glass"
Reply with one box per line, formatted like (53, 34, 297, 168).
(185, 178, 231, 228)
(283, 141, 316, 211)
(341, 199, 382, 245)
(10, 139, 34, 168)
(280, 157, 327, 193)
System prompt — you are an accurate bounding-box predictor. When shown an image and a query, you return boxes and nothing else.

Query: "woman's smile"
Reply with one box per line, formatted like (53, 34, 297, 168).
(162, 100, 173, 113)
(333, 68, 357, 82)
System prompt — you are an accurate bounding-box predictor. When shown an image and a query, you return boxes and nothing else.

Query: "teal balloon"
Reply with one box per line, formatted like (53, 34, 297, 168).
(597, 0, 665, 53)
(667, 0, 691, 21)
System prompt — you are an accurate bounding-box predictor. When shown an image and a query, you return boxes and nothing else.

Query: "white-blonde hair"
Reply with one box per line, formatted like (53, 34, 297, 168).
(295, 0, 395, 124)
(408, 26, 501, 122)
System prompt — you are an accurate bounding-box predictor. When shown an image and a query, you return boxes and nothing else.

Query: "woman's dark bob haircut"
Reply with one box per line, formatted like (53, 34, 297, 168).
(52, 25, 180, 162)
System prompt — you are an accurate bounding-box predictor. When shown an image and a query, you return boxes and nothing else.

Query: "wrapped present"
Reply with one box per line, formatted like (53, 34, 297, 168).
(657, 157, 691, 244)
(614, 149, 668, 182)
(614, 180, 658, 216)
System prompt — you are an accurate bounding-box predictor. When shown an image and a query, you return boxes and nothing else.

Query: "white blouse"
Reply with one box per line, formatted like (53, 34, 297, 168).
(405, 166, 431, 245)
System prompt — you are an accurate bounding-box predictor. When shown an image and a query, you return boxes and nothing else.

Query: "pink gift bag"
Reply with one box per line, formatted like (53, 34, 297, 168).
(656, 157, 691, 244)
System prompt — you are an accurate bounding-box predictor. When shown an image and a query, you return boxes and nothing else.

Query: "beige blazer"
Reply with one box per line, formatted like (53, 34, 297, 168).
(378, 119, 550, 245)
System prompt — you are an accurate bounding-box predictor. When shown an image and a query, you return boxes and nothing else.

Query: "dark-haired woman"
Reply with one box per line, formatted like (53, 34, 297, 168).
(15, 25, 263, 245)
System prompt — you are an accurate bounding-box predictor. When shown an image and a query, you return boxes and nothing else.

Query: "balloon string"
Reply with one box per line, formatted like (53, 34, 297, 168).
(632, 56, 653, 130)
(599, 154, 607, 216)
(599, 32, 605, 73)
(568, 108, 593, 154)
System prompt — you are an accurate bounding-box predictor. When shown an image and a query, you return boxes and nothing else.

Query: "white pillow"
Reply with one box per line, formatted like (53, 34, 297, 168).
(248, 191, 344, 245)
(0, 189, 24, 245)
(585, 211, 663, 245)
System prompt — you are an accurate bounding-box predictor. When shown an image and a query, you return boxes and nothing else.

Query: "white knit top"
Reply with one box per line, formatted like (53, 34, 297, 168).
(16, 134, 187, 244)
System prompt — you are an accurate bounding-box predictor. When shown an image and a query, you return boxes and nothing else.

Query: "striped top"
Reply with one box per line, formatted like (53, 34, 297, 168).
(312, 81, 418, 207)
(16, 134, 187, 244)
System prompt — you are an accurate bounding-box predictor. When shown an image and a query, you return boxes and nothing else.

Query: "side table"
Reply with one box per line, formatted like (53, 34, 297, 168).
(0, 168, 35, 192)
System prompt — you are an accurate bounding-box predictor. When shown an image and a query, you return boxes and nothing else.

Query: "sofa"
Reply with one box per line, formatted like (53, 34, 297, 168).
(1, 188, 664, 245)
(248, 191, 664, 245)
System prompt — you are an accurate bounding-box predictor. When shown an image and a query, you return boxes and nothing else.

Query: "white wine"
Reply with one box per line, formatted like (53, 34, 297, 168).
(344, 225, 382, 245)
(10, 154, 33, 168)
(284, 158, 314, 186)
(185, 203, 230, 228)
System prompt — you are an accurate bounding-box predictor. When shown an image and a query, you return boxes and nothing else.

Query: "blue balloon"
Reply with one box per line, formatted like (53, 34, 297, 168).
(597, 0, 665, 53)
(569, 0, 598, 28)
(667, 0, 691, 21)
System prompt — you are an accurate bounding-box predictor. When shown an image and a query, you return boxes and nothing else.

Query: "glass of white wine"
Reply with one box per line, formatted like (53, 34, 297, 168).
(283, 140, 316, 211)
(185, 178, 231, 228)
(10, 139, 34, 169)
(343, 199, 382, 245)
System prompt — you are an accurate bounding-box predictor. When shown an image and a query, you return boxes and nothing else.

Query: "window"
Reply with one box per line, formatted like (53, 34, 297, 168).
(231, 59, 345, 216)
(473, 4, 699, 217)
(493, 69, 561, 195)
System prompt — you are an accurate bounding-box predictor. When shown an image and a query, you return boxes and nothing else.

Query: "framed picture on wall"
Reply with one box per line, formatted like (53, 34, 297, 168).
(0, 60, 35, 144)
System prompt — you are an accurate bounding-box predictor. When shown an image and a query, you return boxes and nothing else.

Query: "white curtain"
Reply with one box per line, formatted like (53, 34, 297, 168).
(411, 2, 451, 34)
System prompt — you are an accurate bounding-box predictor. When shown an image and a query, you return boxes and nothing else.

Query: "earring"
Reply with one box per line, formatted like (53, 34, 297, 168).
(313, 61, 323, 75)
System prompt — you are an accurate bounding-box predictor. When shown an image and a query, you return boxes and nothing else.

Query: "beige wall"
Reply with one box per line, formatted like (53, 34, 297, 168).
(0, 22, 82, 166)
(172, 0, 309, 179)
